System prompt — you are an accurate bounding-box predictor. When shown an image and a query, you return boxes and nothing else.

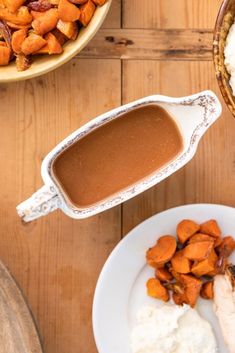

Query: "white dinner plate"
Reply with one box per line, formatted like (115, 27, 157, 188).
(93, 204, 235, 353)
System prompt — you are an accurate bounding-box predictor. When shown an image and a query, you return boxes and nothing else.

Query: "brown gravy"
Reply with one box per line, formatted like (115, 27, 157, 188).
(52, 105, 183, 207)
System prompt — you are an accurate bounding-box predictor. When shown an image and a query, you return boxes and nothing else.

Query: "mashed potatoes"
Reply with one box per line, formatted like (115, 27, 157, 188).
(224, 23, 235, 95)
(131, 304, 217, 353)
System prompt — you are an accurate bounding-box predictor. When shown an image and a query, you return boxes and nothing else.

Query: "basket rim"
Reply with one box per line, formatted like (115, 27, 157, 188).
(213, 0, 235, 116)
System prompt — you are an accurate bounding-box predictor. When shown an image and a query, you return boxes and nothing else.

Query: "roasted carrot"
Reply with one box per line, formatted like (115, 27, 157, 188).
(191, 258, 215, 277)
(31, 11, 44, 20)
(3, 0, 25, 13)
(217, 236, 235, 257)
(146, 278, 169, 302)
(6, 21, 30, 30)
(79, 0, 96, 26)
(32, 8, 59, 35)
(201, 281, 214, 300)
(155, 267, 173, 282)
(214, 237, 223, 248)
(0, 44, 10, 65)
(56, 19, 78, 39)
(11, 28, 27, 54)
(177, 219, 200, 244)
(35, 32, 62, 54)
(189, 233, 214, 244)
(146, 235, 177, 268)
(209, 248, 218, 264)
(200, 220, 221, 238)
(21, 33, 47, 55)
(172, 292, 187, 306)
(0, 6, 32, 25)
(58, 0, 81, 22)
(183, 241, 213, 261)
(179, 274, 202, 307)
(171, 250, 191, 274)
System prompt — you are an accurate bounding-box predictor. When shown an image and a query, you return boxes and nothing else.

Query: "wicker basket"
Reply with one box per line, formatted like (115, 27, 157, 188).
(213, 0, 235, 116)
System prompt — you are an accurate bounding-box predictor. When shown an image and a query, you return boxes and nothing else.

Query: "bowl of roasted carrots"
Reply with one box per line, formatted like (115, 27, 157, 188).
(0, 0, 111, 82)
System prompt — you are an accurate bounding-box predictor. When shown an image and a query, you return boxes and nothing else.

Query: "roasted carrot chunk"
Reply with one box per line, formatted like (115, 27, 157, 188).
(0, 44, 10, 65)
(12, 28, 27, 54)
(6, 21, 30, 30)
(217, 236, 235, 257)
(177, 219, 200, 244)
(191, 259, 214, 277)
(209, 248, 218, 263)
(32, 8, 59, 35)
(0, 6, 32, 25)
(51, 28, 67, 45)
(191, 247, 218, 277)
(189, 233, 214, 244)
(214, 236, 223, 248)
(200, 220, 221, 238)
(172, 292, 187, 306)
(31, 11, 44, 20)
(146, 235, 177, 268)
(183, 241, 213, 261)
(58, 0, 81, 22)
(155, 267, 173, 282)
(35, 32, 63, 54)
(179, 274, 202, 307)
(79, 0, 95, 26)
(146, 278, 169, 302)
(21, 33, 47, 55)
(3, 0, 26, 13)
(171, 250, 191, 274)
(201, 281, 214, 300)
(56, 19, 78, 39)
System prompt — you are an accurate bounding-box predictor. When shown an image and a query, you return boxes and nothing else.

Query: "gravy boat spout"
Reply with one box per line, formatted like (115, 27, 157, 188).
(17, 90, 222, 222)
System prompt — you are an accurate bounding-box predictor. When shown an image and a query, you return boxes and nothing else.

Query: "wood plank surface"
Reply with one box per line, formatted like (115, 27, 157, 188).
(0, 59, 121, 353)
(81, 29, 213, 60)
(123, 0, 222, 29)
(102, 0, 121, 28)
(0, 1, 232, 353)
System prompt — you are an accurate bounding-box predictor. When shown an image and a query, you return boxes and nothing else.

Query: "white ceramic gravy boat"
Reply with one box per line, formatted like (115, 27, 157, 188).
(17, 90, 222, 222)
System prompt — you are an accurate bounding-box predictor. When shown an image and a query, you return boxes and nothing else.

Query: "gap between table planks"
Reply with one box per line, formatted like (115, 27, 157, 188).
(0, 1, 235, 353)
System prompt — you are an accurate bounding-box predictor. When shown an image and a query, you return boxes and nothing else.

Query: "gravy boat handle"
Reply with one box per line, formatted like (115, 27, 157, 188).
(157, 90, 222, 144)
(17, 185, 60, 222)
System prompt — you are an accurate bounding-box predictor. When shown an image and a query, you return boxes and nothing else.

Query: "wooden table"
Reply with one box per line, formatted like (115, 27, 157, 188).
(0, 1, 234, 352)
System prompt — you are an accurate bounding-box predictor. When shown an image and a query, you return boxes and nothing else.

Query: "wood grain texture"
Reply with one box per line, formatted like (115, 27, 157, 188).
(81, 28, 212, 60)
(122, 60, 235, 234)
(0, 59, 121, 353)
(0, 260, 42, 353)
(102, 0, 121, 28)
(123, 0, 222, 29)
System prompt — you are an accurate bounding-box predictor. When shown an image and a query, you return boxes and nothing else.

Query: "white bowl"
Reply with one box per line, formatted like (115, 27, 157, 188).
(0, 1, 112, 83)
